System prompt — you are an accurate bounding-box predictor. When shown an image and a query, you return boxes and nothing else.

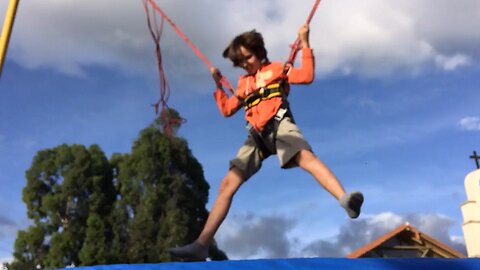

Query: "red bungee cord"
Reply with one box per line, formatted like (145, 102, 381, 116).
(143, 0, 185, 136)
(143, 0, 167, 114)
(144, 0, 235, 95)
(143, 0, 322, 136)
(286, 0, 322, 65)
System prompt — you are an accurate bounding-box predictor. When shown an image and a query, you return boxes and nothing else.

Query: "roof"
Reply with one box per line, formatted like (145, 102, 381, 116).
(347, 223, 466, 258)
(62, 258, 480, 270)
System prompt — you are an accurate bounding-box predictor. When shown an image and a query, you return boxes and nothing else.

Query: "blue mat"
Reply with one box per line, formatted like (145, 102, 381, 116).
(62, 258, 480, 270)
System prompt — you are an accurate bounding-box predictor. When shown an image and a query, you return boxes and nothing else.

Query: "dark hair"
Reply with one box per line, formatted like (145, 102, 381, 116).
(222, 30, 268, 67)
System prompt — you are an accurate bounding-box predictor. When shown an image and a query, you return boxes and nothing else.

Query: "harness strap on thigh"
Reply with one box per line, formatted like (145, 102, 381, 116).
(246, 123, 273, 158)
(244, 79, 294, 156)
(246, 107, 294, 158)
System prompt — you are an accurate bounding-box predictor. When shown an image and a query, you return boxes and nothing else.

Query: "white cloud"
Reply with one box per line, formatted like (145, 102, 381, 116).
(217, 213, 296, 259)
(302, 212, 466, 257)
(459, 116, 480, 131)
(301, 212, 403, 257)
(6, 0, 480, 79)
(0, 257, 12, 270)
(9, 0, 152, 76)
(216, 211, 465, 259)
(435, 53, 472, 71)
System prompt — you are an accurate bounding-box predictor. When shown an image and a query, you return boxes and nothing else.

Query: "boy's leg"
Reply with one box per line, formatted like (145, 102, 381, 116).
(295, 149, 363, 218)
(198, 168, 244, 245)
(169, 167, 244, 260)
(295, 150, 345, 199)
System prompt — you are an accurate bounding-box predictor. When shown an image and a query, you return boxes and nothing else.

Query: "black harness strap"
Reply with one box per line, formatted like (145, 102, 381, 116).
(245, 75, 296, 157)
(243, 83, 283, 110)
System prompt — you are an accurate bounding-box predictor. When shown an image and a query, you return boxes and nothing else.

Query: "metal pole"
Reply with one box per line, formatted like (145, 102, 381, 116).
(0, 0, 20, 78)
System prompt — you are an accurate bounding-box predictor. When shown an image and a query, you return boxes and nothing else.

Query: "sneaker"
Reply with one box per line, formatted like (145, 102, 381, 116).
(169, 241, 208, 261)
(340, 192, 364, 219)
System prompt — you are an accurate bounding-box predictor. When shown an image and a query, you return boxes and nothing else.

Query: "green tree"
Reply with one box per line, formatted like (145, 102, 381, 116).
(10, 226, 47, 269)
(8, 144, 114, 269)
(111, 112, 226, 262)
(7, 111, 227, 269)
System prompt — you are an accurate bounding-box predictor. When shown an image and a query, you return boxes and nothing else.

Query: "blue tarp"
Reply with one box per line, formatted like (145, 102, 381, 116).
(62, 258, 480, 270)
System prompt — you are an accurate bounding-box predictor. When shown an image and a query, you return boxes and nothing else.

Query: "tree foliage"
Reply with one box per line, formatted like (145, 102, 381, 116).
(7, 111, 227, 269)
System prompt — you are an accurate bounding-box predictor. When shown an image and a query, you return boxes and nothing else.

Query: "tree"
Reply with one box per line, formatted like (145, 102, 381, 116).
(10, 226, 47, 269)
(8, 144, 115, 269)
(7, 111, 227, 269)
(110, 112, 226, 262)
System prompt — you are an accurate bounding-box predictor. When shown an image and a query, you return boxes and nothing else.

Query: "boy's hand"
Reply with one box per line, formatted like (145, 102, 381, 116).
(210, 67, 223, 89)
(298, 24, 310, 49)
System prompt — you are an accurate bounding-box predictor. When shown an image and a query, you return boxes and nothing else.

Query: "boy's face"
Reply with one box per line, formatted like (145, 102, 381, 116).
(238, 46, 262, 75)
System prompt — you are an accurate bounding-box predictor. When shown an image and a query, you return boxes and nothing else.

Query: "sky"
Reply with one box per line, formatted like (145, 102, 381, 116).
(1, 0, 480, 265)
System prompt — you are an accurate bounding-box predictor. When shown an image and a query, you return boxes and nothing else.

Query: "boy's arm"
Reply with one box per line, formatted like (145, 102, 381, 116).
(286, 48, 314, 84)
(213, 89, 242, 117)
(286, 24, 314, 84)
(211, 67, 242, 117)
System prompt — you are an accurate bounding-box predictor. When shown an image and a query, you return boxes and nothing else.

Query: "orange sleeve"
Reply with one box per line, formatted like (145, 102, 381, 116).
(286, 48, 314, 84)
(213, 88, 242, 117)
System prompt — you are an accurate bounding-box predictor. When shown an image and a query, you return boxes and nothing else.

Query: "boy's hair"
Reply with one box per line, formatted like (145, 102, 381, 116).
(222, 30, 268, 67)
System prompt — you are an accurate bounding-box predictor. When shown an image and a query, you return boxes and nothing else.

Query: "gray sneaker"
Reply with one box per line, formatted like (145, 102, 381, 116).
(340, 192, 364, 219)
(169, 241, 209, 261)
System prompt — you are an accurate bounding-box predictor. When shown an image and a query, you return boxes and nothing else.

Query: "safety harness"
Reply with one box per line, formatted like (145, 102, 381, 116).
(243, 69, 294, 158)
(243, 83, 283, 110)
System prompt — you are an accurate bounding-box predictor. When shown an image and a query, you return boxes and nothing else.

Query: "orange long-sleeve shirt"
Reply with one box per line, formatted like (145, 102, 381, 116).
(214, 48, 314, 131)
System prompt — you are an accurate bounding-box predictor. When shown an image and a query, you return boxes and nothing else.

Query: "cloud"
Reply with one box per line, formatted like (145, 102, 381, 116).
(459, 116, 480, 131)
(217, 213, 296, 259)
(6, 0, 480, 79)
(0, 216, 15, 227)
(405, 213, 466, 254)
(305, 212, 466, 257)
(0, 215, 16, 240)
(344, 96, 382, 114)
(0, 257, 12, 270)
(217, 212, 466, 259)
(9, 0, 152, 76)
(302, 212, 403, 257)
(435, 53, 471, 71)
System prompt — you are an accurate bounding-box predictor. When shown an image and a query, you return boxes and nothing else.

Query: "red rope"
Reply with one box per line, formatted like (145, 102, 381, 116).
(286, 0, 322, 65)
(143, 0, 184, 136)
(143, 0, 168, 113)
(143, 0, 322, 114)
(145, 0, 235, 95)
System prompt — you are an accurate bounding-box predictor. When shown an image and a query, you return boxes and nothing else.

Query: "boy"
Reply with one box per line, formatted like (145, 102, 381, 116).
(170, 24, 363, 260)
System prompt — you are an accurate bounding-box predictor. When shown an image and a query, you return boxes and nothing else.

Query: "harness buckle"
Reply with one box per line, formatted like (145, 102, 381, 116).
(275, 107, 288, 121)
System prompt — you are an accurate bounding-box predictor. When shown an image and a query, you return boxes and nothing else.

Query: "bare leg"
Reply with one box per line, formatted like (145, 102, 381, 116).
(169, 167, 244, 260)
(295, 149, 363, 218)
(197, 167, 244, 245)
(295, 149, 345, 199)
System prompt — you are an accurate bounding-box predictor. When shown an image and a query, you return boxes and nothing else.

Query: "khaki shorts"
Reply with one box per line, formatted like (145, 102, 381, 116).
(229, 117, 312, 180)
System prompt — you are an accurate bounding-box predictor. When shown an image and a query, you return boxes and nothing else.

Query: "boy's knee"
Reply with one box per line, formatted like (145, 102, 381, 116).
(295, 149, 315, 166)
(218, 172, 243, 197)
(218, 180, 236, 199)
(218, 178, 232, 194)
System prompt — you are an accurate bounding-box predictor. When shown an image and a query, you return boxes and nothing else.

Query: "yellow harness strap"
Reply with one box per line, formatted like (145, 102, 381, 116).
(244, 83, 282, 110)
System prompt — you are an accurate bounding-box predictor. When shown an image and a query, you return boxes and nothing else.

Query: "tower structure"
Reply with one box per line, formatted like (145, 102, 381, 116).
(461, 168, 480, 257)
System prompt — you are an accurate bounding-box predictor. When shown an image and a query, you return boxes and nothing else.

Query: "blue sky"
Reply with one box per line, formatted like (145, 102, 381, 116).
(1, 0, 480, 264)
